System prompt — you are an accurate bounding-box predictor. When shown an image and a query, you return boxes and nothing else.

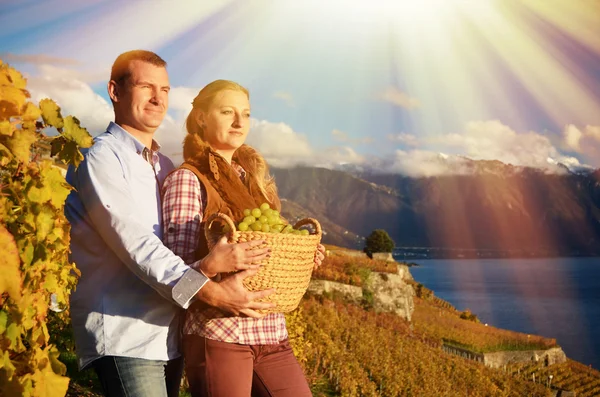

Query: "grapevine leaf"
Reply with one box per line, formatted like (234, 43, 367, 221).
(0, 224, 22, 300)
(50, 136, 65, 157)
(17, 238, 33, 269)
(62, 116, 92, 148)
(56, 140, 84, 167)
(5, 323, 20, 349)
(0, 350, 17, 380)
(26, 184, 52, 205)
(21, 102, 41, 121)
(48, 347, 67, 376)
(44, 273, 59, 293)
(39, 99, 64, 129)
(0, 120, 13, 136)
(0, 142, 12, 167)
(0, 311, 7, 334)
(5, 127, 37, 163)
(44, 165, 71, 208)
(0, 87, 28, 121)
(5, 64, 27, 89)
(36, 206, 55, 241)
(30, 350, 70, 397)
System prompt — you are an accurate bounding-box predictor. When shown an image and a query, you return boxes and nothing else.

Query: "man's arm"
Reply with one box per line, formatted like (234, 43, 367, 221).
(74, 144, 207, 308)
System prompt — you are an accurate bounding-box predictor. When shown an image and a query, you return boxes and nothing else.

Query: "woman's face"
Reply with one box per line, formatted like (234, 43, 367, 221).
(201, 89, 250, 153)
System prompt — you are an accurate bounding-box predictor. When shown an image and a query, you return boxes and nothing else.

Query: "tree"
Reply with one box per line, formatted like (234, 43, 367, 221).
(364, 229, 395, 257)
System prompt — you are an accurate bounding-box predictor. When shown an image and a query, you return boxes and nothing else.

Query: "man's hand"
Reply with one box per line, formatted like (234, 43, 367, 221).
(195, 269, 276, 318)
(314, 244, 325, 270)
(199, 237, 271, 277)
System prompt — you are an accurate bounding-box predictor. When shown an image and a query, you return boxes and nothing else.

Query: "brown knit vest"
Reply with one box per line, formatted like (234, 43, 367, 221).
(179, 147, 278, 261)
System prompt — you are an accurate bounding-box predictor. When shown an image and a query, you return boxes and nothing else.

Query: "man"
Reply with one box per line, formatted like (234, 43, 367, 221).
(65, 50, 274, 397)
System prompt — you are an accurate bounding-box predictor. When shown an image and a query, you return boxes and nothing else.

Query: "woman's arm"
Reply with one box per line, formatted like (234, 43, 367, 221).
(162, 168, 203, 265)
(162, 168, 271, 277)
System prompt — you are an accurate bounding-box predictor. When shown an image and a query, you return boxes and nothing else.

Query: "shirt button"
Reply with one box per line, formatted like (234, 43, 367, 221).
(168, 227, 175, 233)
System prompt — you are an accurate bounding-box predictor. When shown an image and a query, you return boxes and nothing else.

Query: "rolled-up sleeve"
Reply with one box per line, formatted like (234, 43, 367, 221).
(75, 145, 207, 308)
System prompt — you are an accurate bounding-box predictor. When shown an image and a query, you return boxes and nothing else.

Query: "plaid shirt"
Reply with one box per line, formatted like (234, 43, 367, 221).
(162, 164, 287, 345)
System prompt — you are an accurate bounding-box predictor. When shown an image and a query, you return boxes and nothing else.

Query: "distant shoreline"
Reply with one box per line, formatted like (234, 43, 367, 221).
(392, 248, 600, 261)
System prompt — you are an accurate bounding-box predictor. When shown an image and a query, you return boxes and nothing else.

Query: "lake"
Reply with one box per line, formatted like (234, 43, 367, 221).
(406, 257, 600, 368)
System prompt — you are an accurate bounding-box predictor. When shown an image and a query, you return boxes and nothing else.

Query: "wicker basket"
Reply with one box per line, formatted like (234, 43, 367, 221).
(205, 212, 322, 313)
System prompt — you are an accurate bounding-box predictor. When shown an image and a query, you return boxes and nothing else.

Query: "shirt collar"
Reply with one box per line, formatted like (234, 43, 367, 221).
(106, 122, 162, 155)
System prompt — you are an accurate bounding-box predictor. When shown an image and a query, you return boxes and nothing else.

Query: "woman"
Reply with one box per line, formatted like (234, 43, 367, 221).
(162, 79, 324, 397)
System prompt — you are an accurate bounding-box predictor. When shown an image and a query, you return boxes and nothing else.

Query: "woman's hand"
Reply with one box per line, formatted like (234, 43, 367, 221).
(314, 244, 325, 270)
(198, 236, 271, 277)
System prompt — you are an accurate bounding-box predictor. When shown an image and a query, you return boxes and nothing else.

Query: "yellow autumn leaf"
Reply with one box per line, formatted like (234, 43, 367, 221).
(26, 183, 52, 205)
(44, 273, 59, 293)
(0, 120, 13, 136)
(39, 99, 64, 129)
(48, 347, 66, 376)
(21, 102, 41, 121)
(29, 349, 70, 397)
(42, 164, 71, 208)
(0, 86, 28, 121)
(62, 116, 93, 148)
(5, 127, 37, 163)
(5, 64, 27, 90)
(36, 206, 55, 241)
(5, 323, 20, 350)
(0, 350, 17, 380)
(0, 224, 22, 300)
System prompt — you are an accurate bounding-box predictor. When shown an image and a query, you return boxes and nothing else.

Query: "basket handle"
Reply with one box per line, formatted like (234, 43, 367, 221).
(293, 217, 322, 236)
(205, 212, 236, 244)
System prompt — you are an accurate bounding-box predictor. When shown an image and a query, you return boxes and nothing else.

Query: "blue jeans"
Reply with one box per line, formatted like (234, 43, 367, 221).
(93, 356, 184, 397)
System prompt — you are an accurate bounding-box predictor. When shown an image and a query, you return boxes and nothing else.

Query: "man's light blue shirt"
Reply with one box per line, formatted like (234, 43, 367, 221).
(65, 122, 208, 369)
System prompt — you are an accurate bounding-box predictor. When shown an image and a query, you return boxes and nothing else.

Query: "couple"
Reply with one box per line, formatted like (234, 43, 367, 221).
(65, 50, 325, 397)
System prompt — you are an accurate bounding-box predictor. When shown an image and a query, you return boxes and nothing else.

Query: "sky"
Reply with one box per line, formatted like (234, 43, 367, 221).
(1, 0, 600, 175)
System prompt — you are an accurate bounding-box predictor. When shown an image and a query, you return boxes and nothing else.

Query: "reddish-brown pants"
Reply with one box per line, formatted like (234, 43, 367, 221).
(183, 335, 312, 397)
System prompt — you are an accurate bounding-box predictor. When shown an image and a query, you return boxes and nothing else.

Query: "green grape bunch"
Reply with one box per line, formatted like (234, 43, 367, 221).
(237, 203, 311, 235)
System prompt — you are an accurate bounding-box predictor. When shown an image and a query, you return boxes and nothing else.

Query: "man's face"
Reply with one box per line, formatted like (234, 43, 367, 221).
(112, 60, 170, 133)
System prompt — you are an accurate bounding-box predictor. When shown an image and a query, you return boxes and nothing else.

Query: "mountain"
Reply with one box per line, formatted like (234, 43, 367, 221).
(272, 165, 600, 255)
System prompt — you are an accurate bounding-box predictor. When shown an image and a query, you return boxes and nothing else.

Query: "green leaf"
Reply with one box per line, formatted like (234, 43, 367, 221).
(56, 140, 84, 167)
(5, 323, 20, 349)
(0, 224, 22, 300)
(49, 136, 65, 157)
(39, 99, 63, 129)
(62, 116, 92, 148)
(0, 311, 7, 334)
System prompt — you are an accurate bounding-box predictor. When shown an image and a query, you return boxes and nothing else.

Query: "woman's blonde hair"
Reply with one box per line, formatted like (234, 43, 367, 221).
(185, 79, 278, 204)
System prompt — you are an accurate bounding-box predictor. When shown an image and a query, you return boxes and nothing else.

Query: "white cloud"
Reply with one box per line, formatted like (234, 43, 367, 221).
(562, 124, 600, 166)
(168, 86, 198, 114)
(27, 65, 113, 136)
(272, 91, 296, 107)
(425, 120, 583, 170)
(377, 87, 420, 109)
(247, 120, 365, 168)
(387, 133, 419, 147)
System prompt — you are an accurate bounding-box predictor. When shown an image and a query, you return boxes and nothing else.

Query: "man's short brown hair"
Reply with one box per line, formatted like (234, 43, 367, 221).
(110, 50, 167, 85)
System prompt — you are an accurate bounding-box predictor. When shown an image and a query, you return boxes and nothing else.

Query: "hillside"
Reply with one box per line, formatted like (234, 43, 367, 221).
(295, 250, 600, 396)
(272, 165, 600, 255)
